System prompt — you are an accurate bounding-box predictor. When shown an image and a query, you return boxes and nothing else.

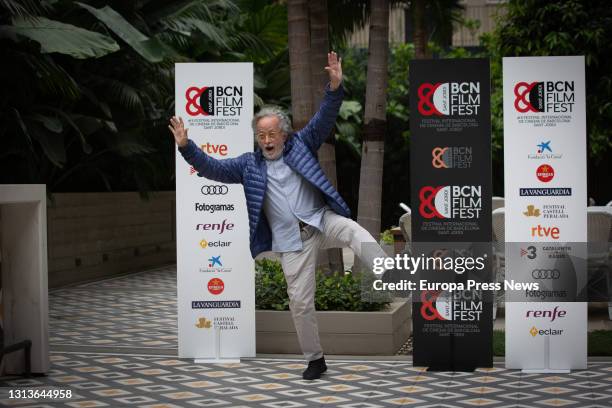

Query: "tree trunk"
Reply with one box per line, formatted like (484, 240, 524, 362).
(413, 0, 427, 59)
(288, 0, 313, 130)
(309, 0, 344, 274)
(357, 0, 389, 240)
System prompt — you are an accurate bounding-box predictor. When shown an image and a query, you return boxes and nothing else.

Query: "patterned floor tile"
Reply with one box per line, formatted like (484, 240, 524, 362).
(1, 266, 611, 408)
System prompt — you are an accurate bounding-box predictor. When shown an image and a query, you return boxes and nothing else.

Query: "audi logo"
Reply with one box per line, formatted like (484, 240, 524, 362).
(201, 185, 228, 195)
(532, 269, 560, 279)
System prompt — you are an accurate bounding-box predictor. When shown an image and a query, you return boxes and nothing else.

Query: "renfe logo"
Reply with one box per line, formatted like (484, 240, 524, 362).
(514, 81, 575, 113)
(530, 224, 560, 239)
(417, 82, 480, 116)
(196, 219, 234, 234)
(185, 86, 243, 116)
(200, 143, 228, 156)
(526, 306, 567, 322)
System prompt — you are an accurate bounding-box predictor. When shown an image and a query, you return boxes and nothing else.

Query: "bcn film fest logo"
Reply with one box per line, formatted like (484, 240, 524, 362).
(419, 185, 482, 219)
(418, 82, 481, 116)
(420, 290, 483, 322)
(514, 81, 575, 113)
(185, 85, 244, 116)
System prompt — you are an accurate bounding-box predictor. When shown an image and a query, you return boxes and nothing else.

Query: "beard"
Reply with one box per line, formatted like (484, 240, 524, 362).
(262, 144, 284, 160)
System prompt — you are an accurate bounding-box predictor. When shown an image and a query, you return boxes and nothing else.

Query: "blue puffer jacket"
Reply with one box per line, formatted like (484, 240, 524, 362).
(178, 85, 350, 258)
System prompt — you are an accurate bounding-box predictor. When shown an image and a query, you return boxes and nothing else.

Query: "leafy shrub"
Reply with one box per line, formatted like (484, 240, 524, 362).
(255, 259, 391, 312)
(379, 229, 395, 245)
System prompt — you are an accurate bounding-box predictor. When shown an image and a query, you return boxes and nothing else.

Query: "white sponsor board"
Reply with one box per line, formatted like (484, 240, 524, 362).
(175, 63, 255, 360)
(503, 56, 587, 370)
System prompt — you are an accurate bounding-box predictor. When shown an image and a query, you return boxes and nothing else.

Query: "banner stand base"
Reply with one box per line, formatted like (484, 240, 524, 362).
(195, 358, 241, 364)
(427, 366, 476, 372)
(521, 369, 570, 374)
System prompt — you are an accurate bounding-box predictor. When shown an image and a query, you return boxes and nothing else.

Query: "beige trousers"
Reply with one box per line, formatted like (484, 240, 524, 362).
(279, 210, 386, 362)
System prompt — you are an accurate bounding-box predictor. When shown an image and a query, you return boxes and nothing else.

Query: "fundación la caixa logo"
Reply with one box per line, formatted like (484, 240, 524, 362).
(418, 82, 481, 116)
(419, 185, 482, 219)
(514, 81, 575, 113)
(185, 85, 244, 116)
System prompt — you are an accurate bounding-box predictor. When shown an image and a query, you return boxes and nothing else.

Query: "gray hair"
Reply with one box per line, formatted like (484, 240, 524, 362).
(252, 105, 293, 137)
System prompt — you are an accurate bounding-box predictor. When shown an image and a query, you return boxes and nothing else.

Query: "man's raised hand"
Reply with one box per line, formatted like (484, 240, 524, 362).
(169, 116, 188, 148)
(325, 51, 342, 91)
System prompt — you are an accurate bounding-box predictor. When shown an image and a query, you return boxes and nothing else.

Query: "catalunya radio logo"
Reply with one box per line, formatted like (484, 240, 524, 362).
(417, 82, 481, 116)
(185, 86, 244, 117)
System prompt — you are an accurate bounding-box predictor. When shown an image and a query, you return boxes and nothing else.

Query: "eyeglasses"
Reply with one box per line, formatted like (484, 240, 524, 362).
(256, 131, 282, 142)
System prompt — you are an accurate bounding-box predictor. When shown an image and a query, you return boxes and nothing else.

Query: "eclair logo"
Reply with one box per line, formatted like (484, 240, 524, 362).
(418, 82, 480, 116)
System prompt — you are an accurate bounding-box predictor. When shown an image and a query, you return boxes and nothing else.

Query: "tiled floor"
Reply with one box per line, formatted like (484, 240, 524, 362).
(1, 265, 612, 407)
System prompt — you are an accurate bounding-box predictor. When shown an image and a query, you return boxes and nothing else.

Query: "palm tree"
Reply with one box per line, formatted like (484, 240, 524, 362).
(413, 0, 427, 58)
(287, 0, 313, 130)
(309, 0, 344, 273)
(356, 0, 389, 238)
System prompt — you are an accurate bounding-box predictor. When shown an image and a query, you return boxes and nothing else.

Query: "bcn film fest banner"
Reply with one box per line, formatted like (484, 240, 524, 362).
(409, 59, 493, 369)
(503, 56, 587, 370)
(175, 63, 255, 360)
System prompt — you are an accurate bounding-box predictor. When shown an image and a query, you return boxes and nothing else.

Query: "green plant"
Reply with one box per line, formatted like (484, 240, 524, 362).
(255, 259, 391, 311)
(379, 229, 394, 245)
(492, 329, 612, 356)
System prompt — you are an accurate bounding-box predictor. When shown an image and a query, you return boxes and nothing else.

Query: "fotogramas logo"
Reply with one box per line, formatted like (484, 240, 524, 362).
(420, 290, 483, 322)
(418, 82, 481, 116)
(185, 86, 244, 117)
(431, 146, 473, 169)
(207, 278, 225, 295)
(514, 81, 575, 113)
(528, 141, 562, 160)
(194, 202, 235, 213)
(419, 185, 482, 219)
(535, 164, 555, 183)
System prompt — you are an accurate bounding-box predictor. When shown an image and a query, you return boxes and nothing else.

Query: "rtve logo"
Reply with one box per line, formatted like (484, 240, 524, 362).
(200, 143, 228, 156)
(185, 86, 244, 117)
(417, 82, 480, 116)
(530, 224, 560, 240)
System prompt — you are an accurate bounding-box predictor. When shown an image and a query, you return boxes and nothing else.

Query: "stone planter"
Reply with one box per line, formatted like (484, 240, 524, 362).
(256, 301, 411, 355)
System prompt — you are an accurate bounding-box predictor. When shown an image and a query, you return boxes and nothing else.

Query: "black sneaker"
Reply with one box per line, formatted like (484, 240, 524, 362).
(302, 356, 327, 380)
